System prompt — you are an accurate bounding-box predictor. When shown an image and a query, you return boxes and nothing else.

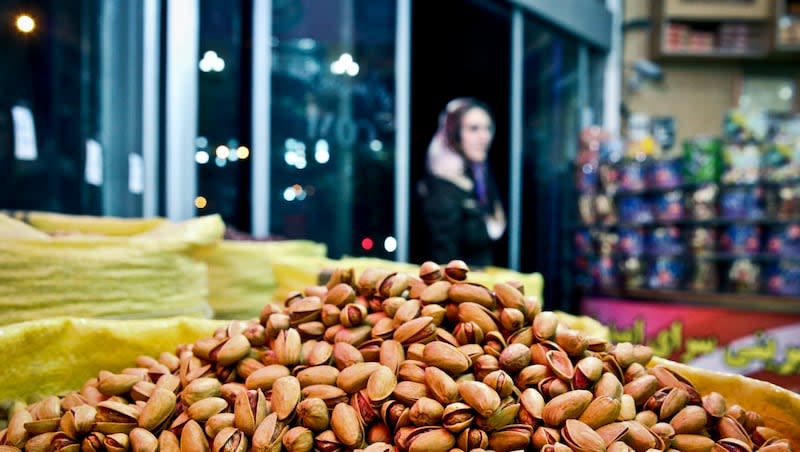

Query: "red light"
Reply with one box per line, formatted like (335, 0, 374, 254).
(361, 237, 374, 250)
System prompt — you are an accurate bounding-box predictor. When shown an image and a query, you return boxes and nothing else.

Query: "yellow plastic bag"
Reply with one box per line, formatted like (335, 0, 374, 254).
(0, 317, 797, 448)
(0, 317, 224, 401)
(0, 214, 224, 325)
(202, 240, 327, 319)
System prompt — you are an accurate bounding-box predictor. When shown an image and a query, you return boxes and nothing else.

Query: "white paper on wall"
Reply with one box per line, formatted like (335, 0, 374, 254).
(85, 139, 103, 186)
(11, 105, 38, 161)
(128, 153, 144, 194)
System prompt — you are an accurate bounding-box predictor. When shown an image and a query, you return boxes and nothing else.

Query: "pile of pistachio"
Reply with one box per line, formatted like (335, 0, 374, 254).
(0, 261, 794, 452)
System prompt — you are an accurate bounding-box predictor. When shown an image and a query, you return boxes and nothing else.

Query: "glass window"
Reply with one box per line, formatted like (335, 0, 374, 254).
(195, 0, 250, 228)
(270, 0, 397, 258)
(520, 16, 581, 311)
(0, 1, 105, 214)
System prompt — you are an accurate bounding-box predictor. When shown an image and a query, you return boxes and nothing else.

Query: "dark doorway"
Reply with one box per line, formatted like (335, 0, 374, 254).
(409, 0, 512, 268)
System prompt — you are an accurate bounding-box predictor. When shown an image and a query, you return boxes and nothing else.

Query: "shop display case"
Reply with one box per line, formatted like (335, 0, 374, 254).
(575, 113, 800, 391)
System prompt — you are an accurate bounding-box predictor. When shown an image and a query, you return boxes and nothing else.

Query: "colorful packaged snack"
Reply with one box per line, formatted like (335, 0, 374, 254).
(683, 137, 722, 184)
(618, 227, 645, 256)
(618, 195, 652, 224)
(685, 183, 719, 220)
(648, 226, 685, 255)
(719, 224, 762, 254)
(765, 259, 800, 296)
(654, 190, 685, 221)
(766, 223, 800, 256)
(649, 157, 683, 189)
(647, 256, 685, 290)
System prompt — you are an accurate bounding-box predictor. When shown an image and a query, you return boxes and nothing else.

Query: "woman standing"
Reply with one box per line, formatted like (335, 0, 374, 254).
(419, 97, 506, 268)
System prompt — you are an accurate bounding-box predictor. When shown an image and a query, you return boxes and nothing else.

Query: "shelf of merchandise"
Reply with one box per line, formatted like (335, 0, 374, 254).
(650, 0, 800, 61)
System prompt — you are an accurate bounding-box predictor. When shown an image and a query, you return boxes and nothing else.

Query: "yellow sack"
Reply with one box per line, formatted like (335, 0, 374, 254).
(0, 317, 797, 448)
(0, 214, 224, 325)
(202, 240, 327, 319)
(0, 317, 224, 401)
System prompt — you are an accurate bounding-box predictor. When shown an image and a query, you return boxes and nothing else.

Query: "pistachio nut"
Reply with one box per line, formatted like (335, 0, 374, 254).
(186, 397, 228, 422)
(392, 299, 422, 327)
(494, 282, 526, 311)
(336, 362, 382, 394)
(233, 389, 268, 436)
(532, 311, 559, 341)
(366, 365, 397, 405)
(407, 426, 455, 452)
(274, 329, 302, 367)
(624, 420, 664, 451)
(330, 403, 363, 448)
(324, 283, 356, 308)
(281, 426, 313, 452)
(408, 397, 444, 427)
(251, 413, 287, 452)
(301, 384, 348, 409)
(623, 374, 660, 407)
(138, 387, 176, 432)
(541, 389, 592, 427)
(531, 425, 560, 449)
(457, 303, 499, 336)
(488, 424, 533, 452)
(555, 328, 588, 357)
(393, 316, 437, 345)
(448, 283, 495, 309)
(670, 405, 708, 434)
(442, 402, 474, 433)
(366, 424, 393, 444)
(419, 281, 451, 306)
(457, 427, 489, 450)
(181, 378, 222, 406)
(671, 434, 716, 452)
(178, 420, 208, 452)
(204, 413, 235, 438)
(716, 415, 751, 445)
(516, 364, 553, 389)
(423, 342, 471, 376)
(481, 370, 513, 399)
(296, 365, 339, 388)
(476, 397, 520, 432)
(499, 307, 526, 334)
(245, 364, 291, 391)
(702, 391, 727, 419)
(271, 376, 301, 421)
(617, 394, 637, 421)
(494, 344, 528, 375)
(393, 381, 429, 406)
(561, 419, 605, 452)
(129, 427, 159, 452)
(444, 260, 469, 282)
(634, 409, 658, 427)
(452, 321, 484, 346)
(578, 396, 621, 430)
(378, 340, 405, 375)
(312, 429, 343, 452)
(573, 356, 605, 390)
(458, 381, 500, 418)
(296, 398, 330, 432)
(418, 261, 442, 284)
(98, 372, 143, 397)
(595, 422, 629, 447)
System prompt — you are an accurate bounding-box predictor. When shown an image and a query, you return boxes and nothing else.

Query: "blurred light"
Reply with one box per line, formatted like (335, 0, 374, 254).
(199, 50, 225, 72)
(292, 184, 302, 193)
(384, 236, 397, 253)
(297, 38, 316, 50)
(295, 159, 307, 169)
(16, 15, 35, 33)
(779, 85, 793, 101)
(330, 53, 359, 76)
(194, 196, 207, 209)
(227, 151, 238, 162)
(369, 140, 383, 152)
(195, 151, 209, 164)
(215, 157, 227, 167)
(296, 191, 307, 201)
(315, 139, 330, 164)
(212, 58, 225, 72)
(284, 150, 297, 166)
(227, 139, 239, 149)
(236, 146, 250, 159)
(215, 145, 230, 159)
(361, 237, 374, 251)
(195, 136, 208, 148)
(306, 186, 316, 196)
(283, 187, 296, 201)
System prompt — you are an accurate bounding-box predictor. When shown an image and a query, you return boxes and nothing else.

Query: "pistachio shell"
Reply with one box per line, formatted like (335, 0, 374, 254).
(458, 381, 500, 418)
(330, 403, 363, 447)
(542, 389, 593, 427)
(423, 342, 472, 376)
(271, 376, 301, 421)
(138, 387, 176, 432)
(336, 362, 382, 394)
(367, 365, 398, 404)
(562, 419, 606, 452)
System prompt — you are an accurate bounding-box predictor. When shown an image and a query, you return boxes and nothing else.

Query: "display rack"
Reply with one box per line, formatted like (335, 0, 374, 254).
(650, 0, 800, 61)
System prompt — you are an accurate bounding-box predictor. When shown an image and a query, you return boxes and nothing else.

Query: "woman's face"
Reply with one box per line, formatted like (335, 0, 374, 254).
(459, 107, 494, 163)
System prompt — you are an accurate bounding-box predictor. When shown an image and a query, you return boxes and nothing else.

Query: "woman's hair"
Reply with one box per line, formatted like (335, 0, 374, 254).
(440, 97, 494, 151)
